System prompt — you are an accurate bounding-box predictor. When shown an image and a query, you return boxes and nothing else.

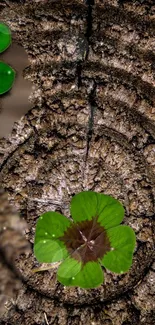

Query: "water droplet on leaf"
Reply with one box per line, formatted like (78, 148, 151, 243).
(0, 61, 15, 95)
(0, 22, 11, 53)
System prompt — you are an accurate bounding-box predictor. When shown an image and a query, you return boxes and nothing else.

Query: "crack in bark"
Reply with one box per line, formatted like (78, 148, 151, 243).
(86, 83, 97, 159)
(82, 1, 96, 162)
(85, 0, 94, 59)
(75, 0, 94, 88)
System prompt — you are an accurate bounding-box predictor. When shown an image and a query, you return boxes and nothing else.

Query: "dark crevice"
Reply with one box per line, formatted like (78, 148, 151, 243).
(85, 0, 94, 39)
(85, 0, 94, 60)
(75, 0, 94, 87)
(86, 83, 97, 159)
(77, 0, 96, 167)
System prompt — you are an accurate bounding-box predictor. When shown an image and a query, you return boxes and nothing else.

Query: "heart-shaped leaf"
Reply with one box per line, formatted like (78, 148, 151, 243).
(70, 191, 124, 228)
(57, 261, 104, 289)
(101, 225, 136, 273)
(34, 211, 71, 263)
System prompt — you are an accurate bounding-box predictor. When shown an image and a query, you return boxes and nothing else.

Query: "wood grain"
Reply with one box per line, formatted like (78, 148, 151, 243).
(0, 0, 154, 324)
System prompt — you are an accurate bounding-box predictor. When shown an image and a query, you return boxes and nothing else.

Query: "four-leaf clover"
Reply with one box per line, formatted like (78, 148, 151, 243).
(0, 22, 16, 95)
(34, 191, 136, 289)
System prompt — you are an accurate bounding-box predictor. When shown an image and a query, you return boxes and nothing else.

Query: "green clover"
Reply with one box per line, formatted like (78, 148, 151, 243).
(0, 22, 16, 95)
(34, 191, 136, 289)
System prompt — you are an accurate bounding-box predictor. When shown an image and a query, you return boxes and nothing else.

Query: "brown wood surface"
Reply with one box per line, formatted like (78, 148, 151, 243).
(0, 0, 155, 324)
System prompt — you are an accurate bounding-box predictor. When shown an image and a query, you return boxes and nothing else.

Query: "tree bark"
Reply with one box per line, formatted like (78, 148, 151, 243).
(0, 0, 155, 324)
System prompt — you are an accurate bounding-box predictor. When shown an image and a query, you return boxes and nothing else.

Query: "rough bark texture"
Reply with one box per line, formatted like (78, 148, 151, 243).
(0, 0, 155, 324)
